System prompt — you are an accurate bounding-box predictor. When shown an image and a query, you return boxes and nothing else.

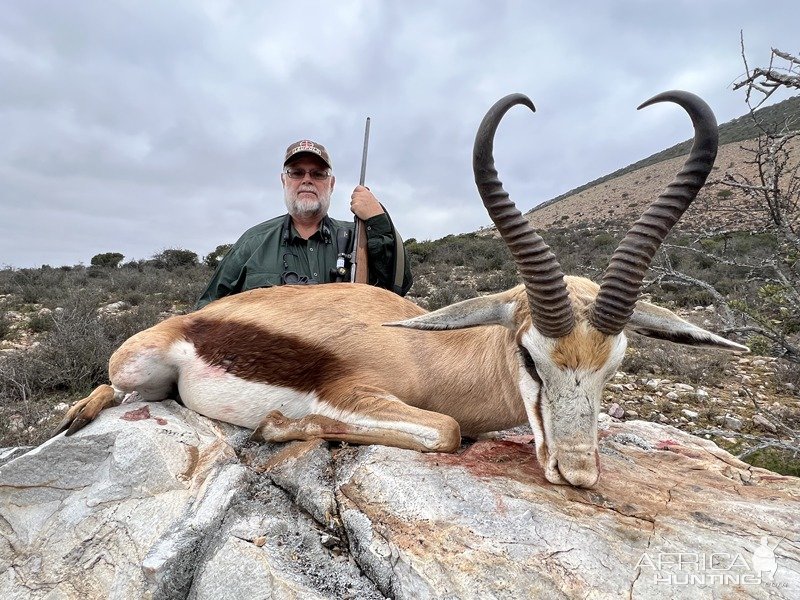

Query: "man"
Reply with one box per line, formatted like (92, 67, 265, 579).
(196, 140, 413, 309)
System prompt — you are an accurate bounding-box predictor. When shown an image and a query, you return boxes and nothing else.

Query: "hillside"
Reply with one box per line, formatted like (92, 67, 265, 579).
(527, 95, 800, 220)
(523, 135, 800, 232)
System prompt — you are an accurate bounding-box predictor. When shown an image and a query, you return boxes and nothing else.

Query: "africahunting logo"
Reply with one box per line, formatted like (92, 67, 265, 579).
(636, 536, 789, 588)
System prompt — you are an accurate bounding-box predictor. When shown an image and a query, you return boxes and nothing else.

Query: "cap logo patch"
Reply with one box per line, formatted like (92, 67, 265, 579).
(291, 141, 321, 156)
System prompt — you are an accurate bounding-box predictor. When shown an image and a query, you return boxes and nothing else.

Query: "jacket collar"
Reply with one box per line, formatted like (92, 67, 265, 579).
(283, 214, 333, 245)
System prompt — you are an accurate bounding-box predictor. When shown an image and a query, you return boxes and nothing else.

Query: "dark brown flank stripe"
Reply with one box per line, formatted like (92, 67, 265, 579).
(185, 317, 348, 391)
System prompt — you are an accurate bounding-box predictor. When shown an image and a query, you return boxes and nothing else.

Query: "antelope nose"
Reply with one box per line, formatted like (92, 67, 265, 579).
(556, 449, 600, 488)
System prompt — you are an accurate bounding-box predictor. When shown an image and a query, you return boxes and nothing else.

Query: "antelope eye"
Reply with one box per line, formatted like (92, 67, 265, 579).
(519, 346, 542, 384)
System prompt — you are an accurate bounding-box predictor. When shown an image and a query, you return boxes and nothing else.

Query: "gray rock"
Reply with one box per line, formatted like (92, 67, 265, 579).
(0, 401, 244, 599)
(0, 446, 33, 467)
(724, 414, 744, 431)
(752, 414, 777, 433)
(188, 479, 384, 600)
(2, 402, 799, 599)
(608, 403, 625, 419)
(241, 439, 340, 533)
(336, 423, 800, 598)
(645, 379, 660, 391)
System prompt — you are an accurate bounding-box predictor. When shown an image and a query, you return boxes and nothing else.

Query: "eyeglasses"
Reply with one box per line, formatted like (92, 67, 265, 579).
(284, 167, 332, 181)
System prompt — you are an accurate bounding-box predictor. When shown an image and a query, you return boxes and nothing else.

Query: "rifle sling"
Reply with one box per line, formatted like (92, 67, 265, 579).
(378, 204, 405, 295)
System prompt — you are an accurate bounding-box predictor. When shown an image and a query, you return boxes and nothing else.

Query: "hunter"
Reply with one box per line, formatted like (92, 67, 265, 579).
(196, 139, 413, 309)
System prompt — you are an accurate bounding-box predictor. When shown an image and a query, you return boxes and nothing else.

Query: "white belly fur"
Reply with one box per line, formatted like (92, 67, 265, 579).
(168, 340, 321, 429)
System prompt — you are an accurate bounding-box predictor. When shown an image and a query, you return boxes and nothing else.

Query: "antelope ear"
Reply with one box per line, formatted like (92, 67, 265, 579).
(627, 301, 749, 352)
(385, 294, 519, 331)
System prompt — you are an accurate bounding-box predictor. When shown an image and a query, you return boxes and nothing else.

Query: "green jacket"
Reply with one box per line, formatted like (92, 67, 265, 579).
(196, 213, 413, 309)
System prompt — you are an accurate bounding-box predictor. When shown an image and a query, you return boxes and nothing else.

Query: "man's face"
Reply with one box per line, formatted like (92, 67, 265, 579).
(281, 155, 335, 220)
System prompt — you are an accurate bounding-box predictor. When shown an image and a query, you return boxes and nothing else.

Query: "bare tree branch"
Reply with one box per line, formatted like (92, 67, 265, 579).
(650, 46, 800, 358)
(734, 33, 800, 108)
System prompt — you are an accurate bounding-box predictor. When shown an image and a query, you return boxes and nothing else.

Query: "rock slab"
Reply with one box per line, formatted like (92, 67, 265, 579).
(1, 402, 799, 599)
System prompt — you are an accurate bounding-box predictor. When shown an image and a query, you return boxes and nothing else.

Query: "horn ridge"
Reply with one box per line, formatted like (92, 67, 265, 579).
(474, 93, 574, 339)
(590, 90, 718, 335)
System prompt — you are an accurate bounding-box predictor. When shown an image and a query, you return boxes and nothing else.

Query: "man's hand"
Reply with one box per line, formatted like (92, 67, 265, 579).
(350, 185, 385, 220)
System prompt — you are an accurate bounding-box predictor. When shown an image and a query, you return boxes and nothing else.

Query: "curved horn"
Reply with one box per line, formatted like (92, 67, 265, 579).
(474, 93, 574, 339)
(590, 90, 719, 335)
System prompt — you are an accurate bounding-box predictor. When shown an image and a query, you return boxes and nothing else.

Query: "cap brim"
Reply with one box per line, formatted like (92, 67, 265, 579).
(284, 151, 331, 168)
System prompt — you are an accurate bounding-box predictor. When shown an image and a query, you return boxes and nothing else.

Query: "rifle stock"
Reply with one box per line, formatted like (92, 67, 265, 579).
(351, 117, 371, 284)
(352, 219, 368, 283)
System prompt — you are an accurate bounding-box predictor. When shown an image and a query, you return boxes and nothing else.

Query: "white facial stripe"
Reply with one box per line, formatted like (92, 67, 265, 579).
(517, 363, 546, 444)
(608, 333, 628, 372)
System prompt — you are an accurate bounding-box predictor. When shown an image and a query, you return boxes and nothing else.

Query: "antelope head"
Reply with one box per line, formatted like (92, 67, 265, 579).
(393, 91, 747, 487)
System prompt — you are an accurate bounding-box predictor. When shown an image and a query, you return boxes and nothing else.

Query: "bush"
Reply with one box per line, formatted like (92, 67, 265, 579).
(91, 252, 124, 268)
(427, 284, 478, 310)
(151, 248, 199, 270)
(591, 232, 618, 250)
(622, 336, 730, 386)
(0, 313, 12, 341)
(28, 312, 54, 334)
(204, 244, 233, 269)
(0, 292, 164, 447)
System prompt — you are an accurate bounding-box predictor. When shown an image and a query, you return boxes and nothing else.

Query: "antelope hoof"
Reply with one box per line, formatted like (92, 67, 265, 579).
(54, 384, 119, 437)
(251, 411, 293, 443)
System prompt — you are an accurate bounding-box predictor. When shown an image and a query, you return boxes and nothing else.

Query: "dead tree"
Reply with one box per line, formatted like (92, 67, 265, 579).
(646, 43, 800, 463)
(649, 42, 800, 364)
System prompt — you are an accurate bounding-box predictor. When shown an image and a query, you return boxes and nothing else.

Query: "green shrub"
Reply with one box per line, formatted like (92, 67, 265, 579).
(91, 252, 124, 268)
(0, 293, 164, 447)
(427, 284, 478, 310)
(204, 244, 233, 269)
(0, 314, 12, 341)
(151, 248, 199, 270)
(743, 447, 800, 477)
(28, 312, 54, 334)
(590, 232, 618, 250)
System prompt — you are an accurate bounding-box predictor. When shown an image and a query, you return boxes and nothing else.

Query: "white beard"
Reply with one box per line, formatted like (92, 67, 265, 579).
(284, 186, 331, 220)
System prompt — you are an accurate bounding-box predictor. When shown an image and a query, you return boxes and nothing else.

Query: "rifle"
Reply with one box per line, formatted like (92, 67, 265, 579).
(350, 117, 370, 283)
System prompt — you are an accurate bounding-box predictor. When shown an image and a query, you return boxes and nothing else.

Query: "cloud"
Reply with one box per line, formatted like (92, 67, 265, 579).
(0, 0, 797, 267)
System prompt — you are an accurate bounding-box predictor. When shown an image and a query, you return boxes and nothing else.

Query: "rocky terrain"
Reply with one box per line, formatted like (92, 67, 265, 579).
(2, 399, 799, 599)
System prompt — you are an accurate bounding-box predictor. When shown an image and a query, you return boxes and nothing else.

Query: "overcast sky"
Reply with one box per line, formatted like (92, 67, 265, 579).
(1, 1, 797, 268)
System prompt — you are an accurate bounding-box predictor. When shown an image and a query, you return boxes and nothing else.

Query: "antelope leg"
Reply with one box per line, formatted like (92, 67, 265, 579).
(253, 385, 461, 453)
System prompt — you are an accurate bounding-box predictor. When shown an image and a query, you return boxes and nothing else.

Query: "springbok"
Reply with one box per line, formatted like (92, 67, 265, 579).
(57, 91, 747, 488)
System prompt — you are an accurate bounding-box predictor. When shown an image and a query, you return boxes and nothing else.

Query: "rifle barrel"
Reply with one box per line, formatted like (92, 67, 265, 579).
(359, 117, 371, 186)
(352, 117, 371, 284)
